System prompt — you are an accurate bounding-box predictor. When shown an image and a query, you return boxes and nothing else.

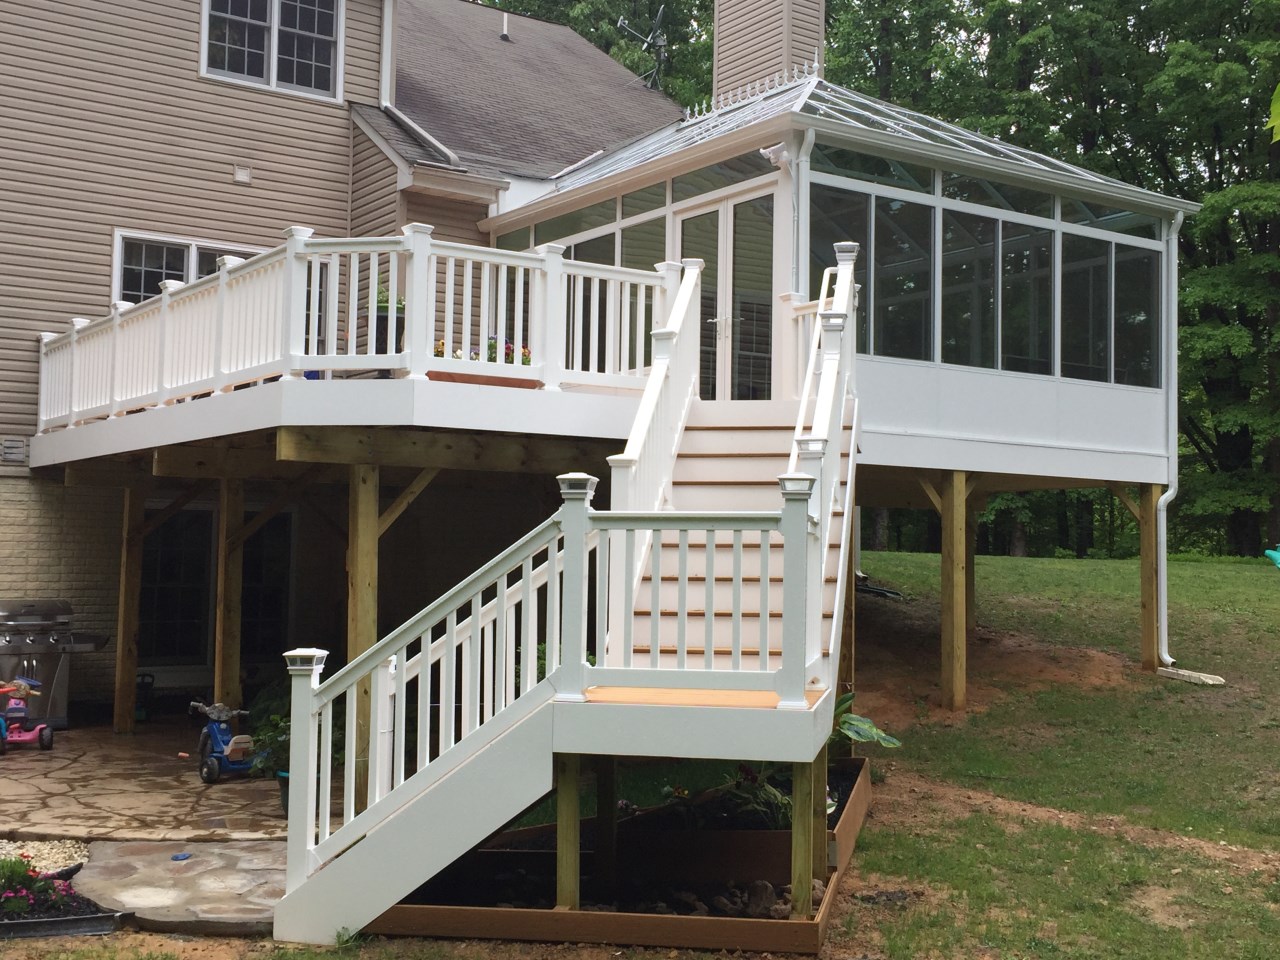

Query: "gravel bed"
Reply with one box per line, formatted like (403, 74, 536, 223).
(0, 839, 89, 873)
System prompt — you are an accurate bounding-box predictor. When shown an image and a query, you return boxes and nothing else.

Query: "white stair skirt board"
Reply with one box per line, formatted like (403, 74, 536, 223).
(273, 701, 554, 944)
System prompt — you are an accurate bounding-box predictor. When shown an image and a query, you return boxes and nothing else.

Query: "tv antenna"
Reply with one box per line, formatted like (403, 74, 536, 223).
(617, 3, 669, 90)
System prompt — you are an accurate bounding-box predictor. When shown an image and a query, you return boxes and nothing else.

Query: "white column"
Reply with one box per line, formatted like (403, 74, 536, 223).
(401, 223, 434, 379)
(279, 226, 315, 380)
(554, 473, 598, 702)
(284, 647, 328, 893)
(777, 473, 816, 709)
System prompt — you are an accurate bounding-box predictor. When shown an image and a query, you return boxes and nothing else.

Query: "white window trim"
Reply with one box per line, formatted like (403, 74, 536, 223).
(198, 0, 346, 104)
(111, 228, 267, 304)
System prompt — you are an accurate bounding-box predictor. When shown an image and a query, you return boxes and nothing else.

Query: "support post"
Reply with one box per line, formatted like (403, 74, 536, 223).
(556, 753, 581, 910)
(778, 473, 817, 709)
(401, 223, 434, 379)
(284, 647, 327, 894)
(112, 484, 147, 734)
(213, 478, 245, 709)
(791, 758, 814, 918)
(279, 226, 315, 380)
(1139, 483, 1161, 672)
(348, 464, 380, 808)
(594, 756, 618, 900)
(940, 470, 967, 711)
(535, 243, 566, 391)
(965, 505, 977, 638)
(811, 744, 829, 882)
(555, 474, 597, 702)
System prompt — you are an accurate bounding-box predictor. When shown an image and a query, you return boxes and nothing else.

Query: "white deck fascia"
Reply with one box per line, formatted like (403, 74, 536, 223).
(29, 379, 641, 468)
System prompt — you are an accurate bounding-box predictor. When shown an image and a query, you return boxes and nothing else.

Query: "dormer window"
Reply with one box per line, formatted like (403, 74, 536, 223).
(203, 0, 342, 100)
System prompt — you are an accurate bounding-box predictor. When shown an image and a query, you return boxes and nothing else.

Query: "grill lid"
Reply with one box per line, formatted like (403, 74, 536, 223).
(0, 600, 73, 630)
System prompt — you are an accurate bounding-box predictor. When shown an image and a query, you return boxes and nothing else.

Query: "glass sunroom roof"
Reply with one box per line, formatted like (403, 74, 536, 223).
(552, 73, 1195, 214)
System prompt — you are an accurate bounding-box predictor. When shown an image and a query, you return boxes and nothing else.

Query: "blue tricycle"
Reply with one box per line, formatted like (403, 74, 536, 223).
(189, 701, 255, 784)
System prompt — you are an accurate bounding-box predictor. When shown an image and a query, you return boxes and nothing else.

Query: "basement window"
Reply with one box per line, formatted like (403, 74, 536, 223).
(202, 0, 343, 100)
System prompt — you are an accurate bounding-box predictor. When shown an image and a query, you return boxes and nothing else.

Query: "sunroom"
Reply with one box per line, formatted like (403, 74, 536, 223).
(484, 69, 1197, 704)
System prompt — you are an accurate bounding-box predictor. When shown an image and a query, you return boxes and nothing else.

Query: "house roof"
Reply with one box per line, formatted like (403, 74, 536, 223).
(549, 72, 1200, 216)
(350, 103, 456, 169)
(394, 0, 684, 180)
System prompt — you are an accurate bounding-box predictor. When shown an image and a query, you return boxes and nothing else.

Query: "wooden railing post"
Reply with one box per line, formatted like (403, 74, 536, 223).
(401, 223, 434, 379)
(279, 226, 314, 379)
(554, 473, 597, 702)
(535, 243, 566, 390)
(778, 473, 816, 709)
(284, 647, 328, 893)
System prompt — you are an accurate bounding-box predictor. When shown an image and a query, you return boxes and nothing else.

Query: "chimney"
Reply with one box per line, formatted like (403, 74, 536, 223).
(712, 0, 825, 100)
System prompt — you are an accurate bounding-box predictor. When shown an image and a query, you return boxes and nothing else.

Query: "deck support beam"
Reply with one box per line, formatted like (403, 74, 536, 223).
(791, 758, 814, 918)
(213, 478, 245, 709)
(556, 753, 581, 910)
(348, 464, 380, 809)
(940, 470, 968, 711)
(1139, 483, 1161, 672)
(112, 483, 149, 733)
(593, 756, 618, 900)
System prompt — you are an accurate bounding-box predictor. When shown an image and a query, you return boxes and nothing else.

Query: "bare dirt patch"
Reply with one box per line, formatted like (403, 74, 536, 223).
(1128, 885, 1202, 930)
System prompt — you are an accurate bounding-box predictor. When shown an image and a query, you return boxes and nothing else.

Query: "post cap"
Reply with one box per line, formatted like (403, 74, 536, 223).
(284, 648, 328, 673)
(777, 473, 817, 497)
(557, 473, 599, 499)
(795, 438, 826, 456)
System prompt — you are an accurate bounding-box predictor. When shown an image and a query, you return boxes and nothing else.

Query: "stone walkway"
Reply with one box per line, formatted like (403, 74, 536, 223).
(0, 718, 286, 934)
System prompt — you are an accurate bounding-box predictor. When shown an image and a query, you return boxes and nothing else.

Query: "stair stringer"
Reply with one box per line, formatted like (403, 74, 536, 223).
(273, 688, 555, 944)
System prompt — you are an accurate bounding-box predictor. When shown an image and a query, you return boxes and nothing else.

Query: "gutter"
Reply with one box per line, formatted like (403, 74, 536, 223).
(1155, 210, 1224, 686)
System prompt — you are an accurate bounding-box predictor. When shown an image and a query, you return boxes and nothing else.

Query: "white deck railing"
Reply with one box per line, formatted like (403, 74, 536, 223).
(37, 225, 680, 433)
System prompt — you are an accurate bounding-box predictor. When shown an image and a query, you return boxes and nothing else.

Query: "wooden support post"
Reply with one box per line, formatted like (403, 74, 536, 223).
(1139, 483, 1161, 672)
(791, 758, 814, 918)
(940, 470, 967, 711)
(965, 506, 977, 638)
(348, 464, 380, 809)
(594, 756, 618, 900)
(213, 478, 245, 709)
(112, 484, 147, 734)
(556, 753, 581, 910)
(811, 745, 828, 882)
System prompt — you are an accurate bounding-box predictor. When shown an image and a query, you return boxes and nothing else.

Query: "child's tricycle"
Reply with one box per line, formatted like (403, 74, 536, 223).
(0, 678, 52, 753)
(189, 700, 255, 784)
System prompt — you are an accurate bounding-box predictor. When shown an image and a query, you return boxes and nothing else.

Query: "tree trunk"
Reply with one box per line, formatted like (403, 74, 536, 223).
(1010, 519, 1028, 557)
(872, 507, 890, 551)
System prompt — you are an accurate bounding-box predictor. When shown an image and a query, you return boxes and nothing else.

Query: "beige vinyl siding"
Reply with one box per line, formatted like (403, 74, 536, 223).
(713, 0, 825, 99)
(0, 0, 383, 437)
(402, 195, 488, 247)
(351, 129, 402, 237)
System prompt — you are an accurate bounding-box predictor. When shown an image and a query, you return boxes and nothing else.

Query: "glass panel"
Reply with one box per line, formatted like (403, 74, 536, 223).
(496, 228, 530, 252)
(1063, 198, 1161, 239)
(942, 172, 1053, 218)
(681, 211, 719, 400)
(207, 0, 268, 82)
(812, 143, 932, 193)
(568, 233, 614, 265)
(873, 197, 932, 361)
(731, 196, 774, 400)
(809, 184, 869, 352)
(1113, 247, 1161, 387)
(139, 510, 212, 667)
(1001, 224, 1053, 375)
(121, 239, 188, 303)
(534, 199, 616, 245)
(195, 247, 247, 277)
(941, 210, 996, 368)
(672, 152, 773, 203)
(1060, 234, 1110, 382)
(278, 0, 337, 94)
(622, 183, 666, 219)
(621, 218, 665, 271)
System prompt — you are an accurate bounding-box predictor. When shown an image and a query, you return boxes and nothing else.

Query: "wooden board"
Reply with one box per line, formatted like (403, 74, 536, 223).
(583, 686, 823, 709)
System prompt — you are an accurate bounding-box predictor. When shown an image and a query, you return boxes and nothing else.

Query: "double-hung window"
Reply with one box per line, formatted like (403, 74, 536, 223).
(203, 0, 341, 99)
(114, 231, 263, 304)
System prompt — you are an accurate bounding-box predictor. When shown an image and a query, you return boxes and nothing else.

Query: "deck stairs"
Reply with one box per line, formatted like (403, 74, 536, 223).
(274, 245, 861, 943)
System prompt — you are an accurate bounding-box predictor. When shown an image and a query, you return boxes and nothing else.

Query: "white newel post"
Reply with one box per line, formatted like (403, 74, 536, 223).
(37, 332, 55, 430)
(108, 303, 130, 417)
(555, 473, 598, 702)
(401, 223, 434, 379)
(67, 318, 90, 427)
(831, 241, 859, 381)
(657, 260, 682, 329)
(157, 279, 184, 403)
(368, 655, 395, 806)
(535, 243, 566, 390)
(279, 227, 314, 379)
(777, 474, 816, 709)
(284, 647, 327, 893)
(214, 256, 244, 393)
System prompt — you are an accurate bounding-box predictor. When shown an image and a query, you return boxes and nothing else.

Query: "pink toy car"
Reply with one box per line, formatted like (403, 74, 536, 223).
(0, 678, 52, 753)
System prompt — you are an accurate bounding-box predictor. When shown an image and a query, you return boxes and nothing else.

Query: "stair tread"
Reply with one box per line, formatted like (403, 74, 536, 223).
(584, 686, 824, 709)
(642, 574, 839, 584)
(632, 609, 835, 619)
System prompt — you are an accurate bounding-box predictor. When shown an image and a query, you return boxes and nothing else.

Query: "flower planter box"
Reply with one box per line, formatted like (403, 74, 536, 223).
(365, 758, 870, 954)
(426, 370, 542, 390)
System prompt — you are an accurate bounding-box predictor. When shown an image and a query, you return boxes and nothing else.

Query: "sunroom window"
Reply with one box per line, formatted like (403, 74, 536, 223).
(205, 0, 339, 98)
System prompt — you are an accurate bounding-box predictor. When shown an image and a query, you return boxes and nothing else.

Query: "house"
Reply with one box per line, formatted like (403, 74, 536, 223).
(5, 0, 1196, 946)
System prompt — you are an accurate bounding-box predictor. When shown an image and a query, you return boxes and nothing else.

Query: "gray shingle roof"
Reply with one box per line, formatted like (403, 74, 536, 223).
(351, 103, 456, 169)
(394, 0, 683, 180)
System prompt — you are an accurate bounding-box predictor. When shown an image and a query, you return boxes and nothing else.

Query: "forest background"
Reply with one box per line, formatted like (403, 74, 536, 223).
(490, 0, 1279, 559)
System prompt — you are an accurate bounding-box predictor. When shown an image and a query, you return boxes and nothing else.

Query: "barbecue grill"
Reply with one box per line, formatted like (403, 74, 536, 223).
(0, 600, 107, 729)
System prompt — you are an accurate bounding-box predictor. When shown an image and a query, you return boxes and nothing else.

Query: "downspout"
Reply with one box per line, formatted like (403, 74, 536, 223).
(1155, 210, 1223, 684)
(794, 127, 815, 294)
(378, 0, 461, 168)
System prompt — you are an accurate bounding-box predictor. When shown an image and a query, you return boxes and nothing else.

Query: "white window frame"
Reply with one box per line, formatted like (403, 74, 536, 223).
(111, 228, 267, 304)
(198, 0, 346, 104)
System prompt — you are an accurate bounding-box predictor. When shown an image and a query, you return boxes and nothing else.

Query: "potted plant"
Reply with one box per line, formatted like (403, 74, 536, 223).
(251, 713, 292, 815)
